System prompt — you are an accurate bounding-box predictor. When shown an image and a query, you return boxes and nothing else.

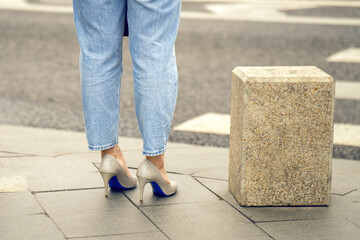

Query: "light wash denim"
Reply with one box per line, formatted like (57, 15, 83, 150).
(72, 0, 181, 156)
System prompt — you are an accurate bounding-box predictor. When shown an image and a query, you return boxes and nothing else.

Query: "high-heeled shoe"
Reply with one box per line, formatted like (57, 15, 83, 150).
(98, 154, 137, 197)
(136, 158, 178, 202)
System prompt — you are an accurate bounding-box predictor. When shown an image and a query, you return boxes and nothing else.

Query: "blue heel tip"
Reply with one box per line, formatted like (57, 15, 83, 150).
(150, 181, 174, 197)
(109, 176, 135, 190)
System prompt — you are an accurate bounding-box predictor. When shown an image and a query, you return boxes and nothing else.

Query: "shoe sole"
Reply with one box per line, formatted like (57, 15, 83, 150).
(109, 176, 136, 190)
(150, 181, 176, 197)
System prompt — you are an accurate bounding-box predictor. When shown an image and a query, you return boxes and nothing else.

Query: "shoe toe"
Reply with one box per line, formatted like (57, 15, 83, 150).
(170, 180, 178, 191)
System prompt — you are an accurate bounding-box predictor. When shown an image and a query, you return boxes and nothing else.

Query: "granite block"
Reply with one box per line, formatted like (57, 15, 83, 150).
(229, 66, 335, 206)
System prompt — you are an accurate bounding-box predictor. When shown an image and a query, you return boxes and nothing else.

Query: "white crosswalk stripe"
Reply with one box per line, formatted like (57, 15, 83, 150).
(0, 0, 72, 13)
(2, 0, 360, 26)
(335, 81, 360, 100)
(334, 123, 360, 147)
(185, 0, 360, 7)
(174, 112, 360, 147)
(327, 48, 360, 63)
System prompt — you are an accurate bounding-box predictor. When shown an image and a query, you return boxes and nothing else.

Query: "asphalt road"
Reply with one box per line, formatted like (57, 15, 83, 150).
(1, 1, 359, 159)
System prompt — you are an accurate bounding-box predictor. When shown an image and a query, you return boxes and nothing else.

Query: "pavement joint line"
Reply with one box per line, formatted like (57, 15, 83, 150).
(31, 187, 104, 195)
(192, 176, 335, 239)
(91, 162, 99, 169)
(192, 175, 228, 182)
(66, 230, 161, 240)
(328, 211, 360, 229)
(137, 200, 223, 208)
(221, 198, 276, 239)
(342, 215, 360, 229)
(33, 192, 67, 239)
(192, 176, 225, 200)
(0, 150, 37, 157)
(0, 155, 34, 158)
(192, 174, 278, 240)
(254, 217, 328, 224)
(331, 189, 358, 196)
(157, 170, 191, 176)
(52, 152, 92, 158)
(122, 192, 172, 240)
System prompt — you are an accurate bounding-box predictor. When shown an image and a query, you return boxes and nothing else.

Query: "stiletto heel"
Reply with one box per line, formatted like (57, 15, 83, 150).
(98, 154, 137, 198)
(99, 172, 115, 197)
(137, 176, 150, 202)
(136, 158, 178, 202)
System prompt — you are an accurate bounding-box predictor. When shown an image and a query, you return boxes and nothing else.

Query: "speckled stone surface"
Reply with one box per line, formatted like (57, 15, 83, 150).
(229, 66, 335, 206)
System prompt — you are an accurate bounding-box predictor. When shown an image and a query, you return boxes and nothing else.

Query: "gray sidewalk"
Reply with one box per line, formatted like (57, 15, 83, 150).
(0, 124, 359, 240)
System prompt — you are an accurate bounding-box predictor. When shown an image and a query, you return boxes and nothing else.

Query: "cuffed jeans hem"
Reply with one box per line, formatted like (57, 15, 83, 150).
(142, 148, 166, 156)
(88, 139, 119, 151)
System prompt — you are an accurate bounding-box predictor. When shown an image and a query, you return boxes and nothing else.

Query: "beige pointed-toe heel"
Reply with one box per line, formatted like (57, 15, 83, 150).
(136, 158, 177, 202)
(99, 154, 137, 197)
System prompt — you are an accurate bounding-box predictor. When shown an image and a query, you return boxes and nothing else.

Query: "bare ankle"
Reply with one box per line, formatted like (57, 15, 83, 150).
(146, 153, 165, 169)
(101, 145, 123, 159)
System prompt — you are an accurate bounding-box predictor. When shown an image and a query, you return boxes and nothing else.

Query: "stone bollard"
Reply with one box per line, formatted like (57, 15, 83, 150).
(229, 66, 335, 206)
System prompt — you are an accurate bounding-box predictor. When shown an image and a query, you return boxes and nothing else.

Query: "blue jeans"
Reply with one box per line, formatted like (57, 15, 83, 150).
(72, 0, 181, 156)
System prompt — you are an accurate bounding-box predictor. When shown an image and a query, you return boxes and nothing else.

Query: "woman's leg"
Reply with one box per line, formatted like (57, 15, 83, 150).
(73, 0, 132, 176)
(127, 0, 182, 183)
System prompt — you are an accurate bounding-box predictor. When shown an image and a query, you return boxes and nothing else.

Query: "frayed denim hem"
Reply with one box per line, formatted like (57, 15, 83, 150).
(88, 139, 118, 151)
(142, 148, 166, 156)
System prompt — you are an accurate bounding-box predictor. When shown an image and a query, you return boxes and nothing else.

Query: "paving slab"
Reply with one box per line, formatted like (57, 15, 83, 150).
(124, 146, 229, 177)
(331, 190, 360, 226)
(0, 174, 28, 193)
(0, 125, 196, 157)
(196, 177, 339, 222)
(332, 158, 360, 195)
(197, 167, 360, 223)
(1, 124, 359, 240)
(35, 189, 158, 239)
(123, 174, 219, 207)
(191, 155, 360, 186)
(0, 155, 103, 192)
(0, 214, 66, 240)
(191, 164, 228, 180)
(0, 190, 43, 215)
(140, 201, 271, 240)
(75, 232, 168, 240)
(0, 191, 65, 240)
(257, 214, 360, 240)
(0, 124, 89, 156)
